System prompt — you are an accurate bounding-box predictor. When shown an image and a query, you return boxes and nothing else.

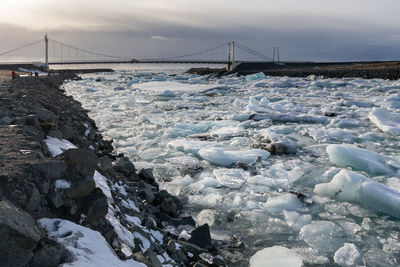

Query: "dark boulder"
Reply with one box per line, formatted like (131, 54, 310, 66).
(0, 200, 41, 267)
(188, 224, 213, 250)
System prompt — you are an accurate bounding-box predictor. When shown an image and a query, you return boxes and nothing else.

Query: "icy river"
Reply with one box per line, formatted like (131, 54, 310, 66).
(63, 64, 400, 266)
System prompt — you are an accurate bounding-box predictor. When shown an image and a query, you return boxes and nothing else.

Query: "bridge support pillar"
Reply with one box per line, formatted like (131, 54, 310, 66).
(44, 34, 49, 71)
(227, 42, 235, 71)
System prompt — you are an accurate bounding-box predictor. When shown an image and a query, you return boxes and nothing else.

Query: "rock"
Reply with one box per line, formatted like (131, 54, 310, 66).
(86, 188, 109, 222)
(0, 116, 13, 125)
(26, 185, 41, 212)
(47, 129, 63, 139)
(38, 181, 50, 195)
(29, 238, 63, 267)
(0, 200, 41, 267)
(143, 249, 163, 267)
(188, 224, 213, 250)
(138, 168, 156, 184)
(33, 108, 57, 123)
(154, 190, 181, 212)
(67, 177, 95, 198)
(114, 156, 135, 175)
(176, 240, 208, 256)
(61, 149, 98, 178)
(33, 160, 67, 180)
(157, 214, 196, 227)
(97, 156, 116, 177)
(48, 190, 65, 208)
(160, 198, 177, 215)
(25, 115, 40, 129)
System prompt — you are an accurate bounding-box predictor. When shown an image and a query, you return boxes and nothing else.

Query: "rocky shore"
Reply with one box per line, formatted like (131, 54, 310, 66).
(0, 75, 227, 266)
(188, 61, 400, 80)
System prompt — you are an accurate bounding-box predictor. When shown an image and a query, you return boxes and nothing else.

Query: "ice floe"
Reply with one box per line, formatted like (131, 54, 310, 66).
(369, 108, 400, 135)
(249, 246, 302, 267)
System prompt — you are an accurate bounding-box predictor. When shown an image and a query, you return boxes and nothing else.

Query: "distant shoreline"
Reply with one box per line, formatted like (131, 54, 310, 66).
(188, 61, 400, 80)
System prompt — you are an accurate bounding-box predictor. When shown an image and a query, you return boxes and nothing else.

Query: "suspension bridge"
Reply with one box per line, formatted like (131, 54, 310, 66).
(0, 35, 278, 71)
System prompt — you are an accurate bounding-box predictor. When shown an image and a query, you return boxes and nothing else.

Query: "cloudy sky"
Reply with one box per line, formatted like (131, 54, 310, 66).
(1, 0, 400, 62)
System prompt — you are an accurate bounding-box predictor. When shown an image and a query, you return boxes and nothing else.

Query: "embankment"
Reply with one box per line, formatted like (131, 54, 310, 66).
(0, 75, 226, 266)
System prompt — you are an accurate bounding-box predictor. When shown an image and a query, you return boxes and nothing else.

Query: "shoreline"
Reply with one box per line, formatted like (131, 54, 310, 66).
(187, 61, 400, 80)
(0, 75, 227, 266)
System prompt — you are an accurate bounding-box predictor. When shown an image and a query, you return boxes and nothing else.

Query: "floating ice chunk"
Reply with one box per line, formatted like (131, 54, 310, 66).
(386, 177, 400, 192)
(54, 180, 71, 191)
(188, 193, 222, 207)
(326, 144, 396, 175)
(249, 246, 302, 267)
(37, 218, 145, 267)
(283, 210, 312, 231)
(245, 72, 266, 82)
(127, 77, 140, 86)
(44, 136, 78, 157)
(369, 108, 400, 135)
(196, 209, 216, 226)
(263, 194, 305, 213)
(334, 243, 361, 266)
(314, 169, 400, 218)
(231, 113, 252, 122)
(327, 118, 362, 128)
(309, 128, 355, 142)
(210, 126, 245, 138)
(299, 221, 344, 252)
(167, 139, 205, 155)
(342, 99, 373, 108)
(213, 168, 249, 189)
(198, 147, 269, 167)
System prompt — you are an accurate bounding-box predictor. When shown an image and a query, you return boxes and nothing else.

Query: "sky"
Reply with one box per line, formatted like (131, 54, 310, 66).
(1, 0, 400, 62)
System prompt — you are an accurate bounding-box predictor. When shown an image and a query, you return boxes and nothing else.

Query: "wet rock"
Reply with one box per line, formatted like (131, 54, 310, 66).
(29, 238, 63, 267)
(0, 200, 41, 267)
(158, 214, 196, 228)
(176, 240, 208, 256)
(138, 168, 156, 184)
(38, 181, 50, 195)
(188, 224, 212, 250)
(289, 190, 314, 206)
(114, 156, 136, 175)
(67, 177, 95, 198)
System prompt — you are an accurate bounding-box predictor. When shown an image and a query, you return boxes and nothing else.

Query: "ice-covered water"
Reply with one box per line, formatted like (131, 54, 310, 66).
(63, 64, 400, 265)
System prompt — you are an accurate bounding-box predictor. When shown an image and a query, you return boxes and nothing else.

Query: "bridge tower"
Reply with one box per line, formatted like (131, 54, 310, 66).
(227, 42, 235, 71)
(44, 34, 49, 71)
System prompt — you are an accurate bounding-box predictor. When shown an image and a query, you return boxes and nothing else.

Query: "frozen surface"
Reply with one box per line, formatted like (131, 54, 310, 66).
(314, 169, 400, 218)
(44, 136, 77, 156)
(63, 65, 400, 265)
(334, 243, 361, 266)
(369, 108, 400, 135)
(249, 246, 302, 267)
(326, 144, 396, 175)
(38, 218, 145, 267)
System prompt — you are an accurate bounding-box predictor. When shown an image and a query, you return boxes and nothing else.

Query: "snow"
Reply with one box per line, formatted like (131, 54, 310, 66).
(334, 243, 361, 266)
(249, 246, 302, 267)
(326, 144, 396, 175)
(44, 136, 77, 156)
(37, 218, 145, 267)
(314, 169, 400, 218)
(54, 179, 71, 191)
(369, 108, 400, 135)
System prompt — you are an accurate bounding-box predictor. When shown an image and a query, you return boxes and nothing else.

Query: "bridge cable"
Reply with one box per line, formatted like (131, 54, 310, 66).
(48, 38, 131, 61)
(144, 43, 227, 61)
(235, 42, 273, 61)
(0, 39, 42, 57)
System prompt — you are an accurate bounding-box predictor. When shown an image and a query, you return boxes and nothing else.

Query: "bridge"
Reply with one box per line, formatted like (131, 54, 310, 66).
(0, 35, 278, 71)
